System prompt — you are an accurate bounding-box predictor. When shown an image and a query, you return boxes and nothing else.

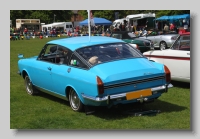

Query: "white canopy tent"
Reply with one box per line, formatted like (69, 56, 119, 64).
(41, 22, 65, 31)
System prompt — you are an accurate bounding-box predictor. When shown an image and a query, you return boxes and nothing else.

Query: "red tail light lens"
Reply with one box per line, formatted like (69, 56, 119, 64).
(96, 76, 104, 95)
(136, 44, 140, 50)
(164, 65, 171, 83)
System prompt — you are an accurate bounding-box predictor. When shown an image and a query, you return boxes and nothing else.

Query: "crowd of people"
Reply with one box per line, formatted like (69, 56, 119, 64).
(10, 17, 190, 41)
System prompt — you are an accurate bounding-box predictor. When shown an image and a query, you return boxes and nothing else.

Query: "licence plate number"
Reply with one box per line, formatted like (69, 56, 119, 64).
(126, 89, 152, 100)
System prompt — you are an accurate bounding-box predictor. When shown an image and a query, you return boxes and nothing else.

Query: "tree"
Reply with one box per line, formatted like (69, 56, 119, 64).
(10, 10, 73, 27)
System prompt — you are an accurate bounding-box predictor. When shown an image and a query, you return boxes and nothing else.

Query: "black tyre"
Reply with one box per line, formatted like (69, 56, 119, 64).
(69, 88, 84, 112)
(159, 41, 167, 50)
(24, 75, 38, 95)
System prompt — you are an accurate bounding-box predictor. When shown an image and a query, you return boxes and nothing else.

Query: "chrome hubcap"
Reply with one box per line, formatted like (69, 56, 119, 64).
(25, 77, 33, 94)
(70, 90, 80, 109)
(160, 43, 166, 50)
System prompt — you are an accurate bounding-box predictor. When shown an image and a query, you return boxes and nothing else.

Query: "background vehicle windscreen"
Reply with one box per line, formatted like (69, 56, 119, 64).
(172, 35, 190, 51)
(76, 43, 143, 65)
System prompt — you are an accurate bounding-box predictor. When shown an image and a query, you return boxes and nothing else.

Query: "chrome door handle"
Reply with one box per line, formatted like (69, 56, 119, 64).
(67, 68, 71, 73)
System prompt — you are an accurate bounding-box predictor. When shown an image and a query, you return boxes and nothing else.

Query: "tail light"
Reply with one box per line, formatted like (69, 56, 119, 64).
(135, 44, 140, 50)
(96, 76, 104, 95)
(164, 65, 171, 83)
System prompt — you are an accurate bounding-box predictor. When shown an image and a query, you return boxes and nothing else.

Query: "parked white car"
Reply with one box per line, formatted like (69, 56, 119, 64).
(143, 33, 190, 83)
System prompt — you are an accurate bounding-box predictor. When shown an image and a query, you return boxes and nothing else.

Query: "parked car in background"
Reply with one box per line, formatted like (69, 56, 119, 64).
(139, 30, 179, 50)
(143, 33, 190, 83)
(110, 31, 154, 53)
(18, 36, 173, 112)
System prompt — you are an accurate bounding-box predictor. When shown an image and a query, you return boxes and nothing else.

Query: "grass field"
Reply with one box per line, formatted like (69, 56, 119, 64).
(10, 36, 190, 129)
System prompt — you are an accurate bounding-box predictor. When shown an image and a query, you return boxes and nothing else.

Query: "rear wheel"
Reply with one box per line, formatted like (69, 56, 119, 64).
(159, 41, 167, 50)
(24, 75, 38, 95)
(69, 88, 84, 112)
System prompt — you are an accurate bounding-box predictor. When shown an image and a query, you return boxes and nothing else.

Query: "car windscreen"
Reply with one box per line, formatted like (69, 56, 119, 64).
(75, 43, 143, 65)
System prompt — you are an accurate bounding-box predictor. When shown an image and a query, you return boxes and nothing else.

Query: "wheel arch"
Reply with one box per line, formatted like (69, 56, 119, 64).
(159, 40, 167, 46)
(65, 85, 84, 104)
(21, 70, 28, 79)
(21, 70, 35, 85)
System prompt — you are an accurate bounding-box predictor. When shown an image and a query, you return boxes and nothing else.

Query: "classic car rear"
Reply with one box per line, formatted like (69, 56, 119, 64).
(143, 34, 190, 83)
(110, 31, 154, 53)
(18, 36, 173, 112)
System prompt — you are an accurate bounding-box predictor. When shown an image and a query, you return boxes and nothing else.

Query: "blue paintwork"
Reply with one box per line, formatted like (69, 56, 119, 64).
(18, 36, 173, 108)
(46, 36, 124, 51)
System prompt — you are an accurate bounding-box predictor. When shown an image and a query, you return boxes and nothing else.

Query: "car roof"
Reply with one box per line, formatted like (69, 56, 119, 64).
(46, 36, 124, 51)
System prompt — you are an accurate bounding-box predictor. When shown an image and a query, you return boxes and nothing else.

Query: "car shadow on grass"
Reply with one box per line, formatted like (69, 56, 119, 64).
(171, 81, 190, 89)
(35, 91, 69, 106)
(35, 91, 187, 119)
(91, 99, 187, 119)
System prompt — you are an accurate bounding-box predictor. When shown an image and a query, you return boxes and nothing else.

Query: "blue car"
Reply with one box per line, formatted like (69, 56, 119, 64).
(17, 36, 173, 112)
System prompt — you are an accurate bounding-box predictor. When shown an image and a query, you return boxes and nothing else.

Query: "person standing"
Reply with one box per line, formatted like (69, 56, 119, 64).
(133, 20, 138, 32)
(155, 21, 158, 30)
(170, 23, 175, 31)
(163, 24, 169, 33)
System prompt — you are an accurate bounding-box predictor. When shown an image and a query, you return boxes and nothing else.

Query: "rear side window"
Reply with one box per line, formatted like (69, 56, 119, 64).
(76, 43, 143, 66)
(69, 54, 88, 69)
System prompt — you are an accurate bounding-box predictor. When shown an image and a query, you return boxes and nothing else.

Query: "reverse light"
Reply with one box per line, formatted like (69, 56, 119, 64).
(96, 76, 104, 95)
(164, 65, 171, 83)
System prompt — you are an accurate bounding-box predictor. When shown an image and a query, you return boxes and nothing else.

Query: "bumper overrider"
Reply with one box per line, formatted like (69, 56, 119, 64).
(81, 84, 173, 105)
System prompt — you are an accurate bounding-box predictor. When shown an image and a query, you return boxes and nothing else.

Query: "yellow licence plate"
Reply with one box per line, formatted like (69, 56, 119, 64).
(126, 89, 152, 100)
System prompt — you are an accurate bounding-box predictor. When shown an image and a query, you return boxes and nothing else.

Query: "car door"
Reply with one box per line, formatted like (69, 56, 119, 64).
(32, 60, 55, 92)
(50, 52, 89, 96)
(32, 44, 65, 92)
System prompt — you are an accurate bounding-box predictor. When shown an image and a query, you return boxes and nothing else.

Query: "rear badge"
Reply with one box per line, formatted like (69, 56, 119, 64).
(144, 72, 153, 75)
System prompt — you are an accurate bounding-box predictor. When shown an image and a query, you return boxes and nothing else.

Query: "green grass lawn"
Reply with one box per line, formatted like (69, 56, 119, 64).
(10, 36, 190, 129)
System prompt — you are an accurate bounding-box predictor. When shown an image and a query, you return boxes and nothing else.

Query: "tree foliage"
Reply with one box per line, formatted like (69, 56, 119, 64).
(10, 10, 73, 27)
(78, 10, 189, 21)
(10, 10, 190, 27)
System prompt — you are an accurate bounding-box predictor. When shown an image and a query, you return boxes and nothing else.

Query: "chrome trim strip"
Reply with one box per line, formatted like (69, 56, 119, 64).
(81, 94, 108, 102)
(104, 75, 165, 89)
(110, 93, 126, 99)
(82, 84, 173, 102)
(35, 86, 68, 101)
(151, 83, 173, 91)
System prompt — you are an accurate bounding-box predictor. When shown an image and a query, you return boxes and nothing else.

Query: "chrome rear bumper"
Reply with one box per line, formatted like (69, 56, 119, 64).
(82, 84, 173, 102)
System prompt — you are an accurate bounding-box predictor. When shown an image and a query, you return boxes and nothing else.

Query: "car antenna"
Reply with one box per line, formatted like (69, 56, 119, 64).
(87, 10, 91, 42)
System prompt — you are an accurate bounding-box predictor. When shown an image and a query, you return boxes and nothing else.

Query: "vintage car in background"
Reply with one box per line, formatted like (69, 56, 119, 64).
(18, 36, 173, 112)
(110, 31, 154, 53)
(143, 33, 190, 83)
(139, 30, 179, 50)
